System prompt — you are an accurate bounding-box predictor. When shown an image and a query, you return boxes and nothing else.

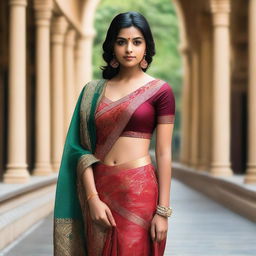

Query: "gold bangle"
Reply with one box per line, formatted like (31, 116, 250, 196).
(87, 192, 99, 201)
(156, 205, 173, 217)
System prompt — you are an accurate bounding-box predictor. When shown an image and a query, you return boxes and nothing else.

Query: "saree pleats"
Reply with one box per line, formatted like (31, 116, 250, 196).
(84, 160, 166, 255)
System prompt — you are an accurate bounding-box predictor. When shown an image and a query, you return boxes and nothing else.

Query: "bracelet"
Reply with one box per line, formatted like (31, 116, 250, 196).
(86, 192, 99, 201)
(156, 205, 173, 218)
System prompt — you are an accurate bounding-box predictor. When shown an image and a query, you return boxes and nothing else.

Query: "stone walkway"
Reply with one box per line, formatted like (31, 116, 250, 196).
(1, 178, 256, 256)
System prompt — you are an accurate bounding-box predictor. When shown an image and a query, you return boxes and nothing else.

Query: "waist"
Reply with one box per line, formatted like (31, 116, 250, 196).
(99, 154, 152, 170)
(96, 137, 150, 162)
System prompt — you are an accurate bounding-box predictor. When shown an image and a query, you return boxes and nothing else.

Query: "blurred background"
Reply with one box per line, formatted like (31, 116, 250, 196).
(0, 0, 255, 255)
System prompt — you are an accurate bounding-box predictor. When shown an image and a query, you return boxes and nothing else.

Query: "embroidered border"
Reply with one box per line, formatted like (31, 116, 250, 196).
(120, 131, 152, 139)
(157, 114, 175, 124)
(54, 218, 85, 256)
(77, 154, 100, 180)
(103, 195, 150, 230)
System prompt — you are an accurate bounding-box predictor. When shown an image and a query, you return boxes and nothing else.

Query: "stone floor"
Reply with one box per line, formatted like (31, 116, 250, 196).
(1, 178, 256, 256)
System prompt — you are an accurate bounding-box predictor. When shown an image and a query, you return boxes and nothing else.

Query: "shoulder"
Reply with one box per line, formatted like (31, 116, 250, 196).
(84, 79, 102, 89)
(154, 80, 175, 99)
(80, 79, 103, 100)
(159, 80, 174, 91)
(82, 79, 106, 93)
(153, 80, 176, 115)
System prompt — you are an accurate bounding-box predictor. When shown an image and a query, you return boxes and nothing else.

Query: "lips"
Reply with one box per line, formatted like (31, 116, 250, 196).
(124, 56, 135, 59)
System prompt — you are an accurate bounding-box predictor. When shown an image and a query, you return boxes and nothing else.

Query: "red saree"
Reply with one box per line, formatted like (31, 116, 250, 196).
(82, 79, 167, 255)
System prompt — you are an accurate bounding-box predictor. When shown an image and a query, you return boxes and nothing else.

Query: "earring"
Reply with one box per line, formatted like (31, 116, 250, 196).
(140, 54, 148, 69)
(110, 54, 119, 68)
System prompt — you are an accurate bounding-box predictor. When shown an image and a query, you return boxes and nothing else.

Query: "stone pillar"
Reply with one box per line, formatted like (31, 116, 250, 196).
(3, 0, 30, 183)
(198, 14, 213, 171)
(51, 16, 68, 172)
(75, 29, 95, 98)
(179, 44, 191, 165)
(210, 0, 233, 176)
(33, 0, 53, 176)
(190, 49, 200, 168)
(64, 28, 76, 135)
(245, 0, 256, 183)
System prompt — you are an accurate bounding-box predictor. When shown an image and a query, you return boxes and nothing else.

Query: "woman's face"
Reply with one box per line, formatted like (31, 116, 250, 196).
(113, 26, 146, 68)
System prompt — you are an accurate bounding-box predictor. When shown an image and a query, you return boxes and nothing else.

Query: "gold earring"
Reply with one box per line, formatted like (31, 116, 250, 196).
(110, 54, 119, 68)
(140, 54, 148, 69)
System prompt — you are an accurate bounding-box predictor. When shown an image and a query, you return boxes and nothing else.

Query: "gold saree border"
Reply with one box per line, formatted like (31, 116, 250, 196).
(54, 218, 86, 256)
(77, 154, 100, 181)
(77, 80, 105, 178)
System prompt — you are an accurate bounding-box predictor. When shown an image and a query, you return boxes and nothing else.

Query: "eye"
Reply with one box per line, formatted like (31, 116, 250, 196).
(134, 40, 142, 45)
(116, 40, 125, 45)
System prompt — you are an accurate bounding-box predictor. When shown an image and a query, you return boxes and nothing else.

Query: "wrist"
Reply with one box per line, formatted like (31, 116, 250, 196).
(86, 192, 99, 202)
(155, 212, 168, 219)
(87, 195, 100, 205)
(155, 204, 173, 218)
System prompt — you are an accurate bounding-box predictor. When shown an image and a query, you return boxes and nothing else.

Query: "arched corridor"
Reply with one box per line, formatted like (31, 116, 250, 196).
(0, 0, 256, 253)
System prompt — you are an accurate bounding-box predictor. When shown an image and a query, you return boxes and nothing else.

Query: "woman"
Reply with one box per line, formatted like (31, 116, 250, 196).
(53, 11, 175, 256)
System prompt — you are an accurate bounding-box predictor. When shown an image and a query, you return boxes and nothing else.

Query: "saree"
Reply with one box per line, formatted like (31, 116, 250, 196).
(53, 78, 167, 255)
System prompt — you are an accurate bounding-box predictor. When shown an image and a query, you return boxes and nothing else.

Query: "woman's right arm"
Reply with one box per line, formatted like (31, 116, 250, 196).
(82, 166, 116, 228)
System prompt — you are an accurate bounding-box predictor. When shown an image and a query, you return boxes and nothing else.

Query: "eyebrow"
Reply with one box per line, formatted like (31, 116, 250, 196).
(116, 36, 144, 40)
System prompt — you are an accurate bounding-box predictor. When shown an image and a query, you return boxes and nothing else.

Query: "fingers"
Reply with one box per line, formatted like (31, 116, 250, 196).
(95, 213, 111, 228)
(155, 229, 167, 242)
(94, 208, 116, 229)
(105, 207, 117, 227)
(151, 223, 156, 241)
(151, 224, 167, 242)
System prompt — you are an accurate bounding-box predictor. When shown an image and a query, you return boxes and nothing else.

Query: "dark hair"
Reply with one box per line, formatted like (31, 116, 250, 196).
(100, 11, 156, 79)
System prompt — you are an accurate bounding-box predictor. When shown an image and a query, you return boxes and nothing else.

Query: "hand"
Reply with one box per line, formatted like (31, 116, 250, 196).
(87, 196, 117, 229)
(150, 213, 168, 242)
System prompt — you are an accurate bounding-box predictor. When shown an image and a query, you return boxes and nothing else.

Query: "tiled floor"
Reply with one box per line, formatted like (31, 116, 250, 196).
(2, 178, 256, 256)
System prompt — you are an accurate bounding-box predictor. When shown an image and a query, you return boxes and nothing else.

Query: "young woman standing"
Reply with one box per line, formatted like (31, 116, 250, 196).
(54, 11, 175, 256)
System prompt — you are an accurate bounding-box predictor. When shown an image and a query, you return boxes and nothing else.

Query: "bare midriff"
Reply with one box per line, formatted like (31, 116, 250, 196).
(102, 137, 151, 165)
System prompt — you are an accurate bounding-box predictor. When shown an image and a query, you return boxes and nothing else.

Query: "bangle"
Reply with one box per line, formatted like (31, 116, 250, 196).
(156, 205, 173, 217)
(87, 192, 99, 201)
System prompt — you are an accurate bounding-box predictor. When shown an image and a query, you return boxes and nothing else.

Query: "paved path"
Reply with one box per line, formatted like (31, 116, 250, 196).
(2, 178, 256, 256)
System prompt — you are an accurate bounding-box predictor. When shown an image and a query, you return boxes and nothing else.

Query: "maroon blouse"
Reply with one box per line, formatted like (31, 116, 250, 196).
(101, 82, 175, 139)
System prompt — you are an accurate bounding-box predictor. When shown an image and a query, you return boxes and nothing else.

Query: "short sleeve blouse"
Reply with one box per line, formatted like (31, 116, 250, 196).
(121, 82, 176, 137)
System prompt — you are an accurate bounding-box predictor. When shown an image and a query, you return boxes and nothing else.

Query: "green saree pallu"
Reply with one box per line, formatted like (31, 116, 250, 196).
(53, 80, 105, 256)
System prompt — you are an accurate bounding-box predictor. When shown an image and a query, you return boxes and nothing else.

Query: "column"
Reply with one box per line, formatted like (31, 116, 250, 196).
(64, 28, 76, 135)
(198, 14, 213, 171)
(179, 44, 191, 165)
(245, 0, 256, 183)
(190, 49, 200, 168)
(75, 29, 95, 98)
(51, 16, 68, 172)
(33, 0, 53, 176)
(210, 0, 233, 176)
(4, 0, 30, 183)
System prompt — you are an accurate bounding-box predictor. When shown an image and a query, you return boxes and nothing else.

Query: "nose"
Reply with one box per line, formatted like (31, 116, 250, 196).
(126, 41, 133, 53)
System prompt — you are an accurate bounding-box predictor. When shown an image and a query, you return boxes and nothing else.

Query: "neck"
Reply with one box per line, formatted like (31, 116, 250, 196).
(115, 65, 146, 81)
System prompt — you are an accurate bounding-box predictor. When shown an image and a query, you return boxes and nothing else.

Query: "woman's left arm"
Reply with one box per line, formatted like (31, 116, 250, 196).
(150, 122, 174, 243)
(155, 122, 174, 207)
